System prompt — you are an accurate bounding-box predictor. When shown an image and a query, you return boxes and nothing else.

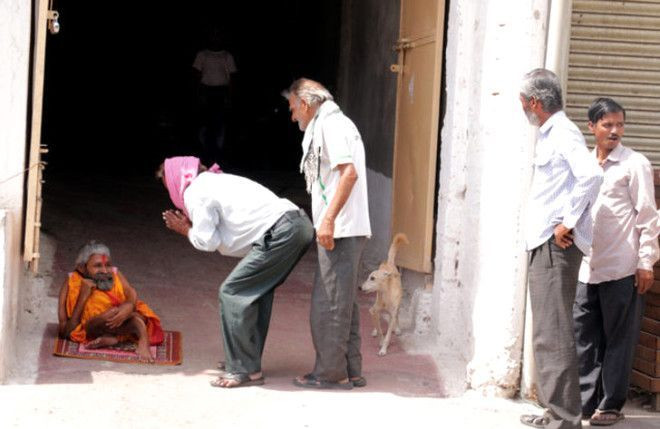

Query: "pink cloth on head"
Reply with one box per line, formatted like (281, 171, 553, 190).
(164, 156, 221, 216)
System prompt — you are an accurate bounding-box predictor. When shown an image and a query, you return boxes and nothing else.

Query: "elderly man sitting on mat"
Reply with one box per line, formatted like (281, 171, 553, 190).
(57, 241, 164, 363)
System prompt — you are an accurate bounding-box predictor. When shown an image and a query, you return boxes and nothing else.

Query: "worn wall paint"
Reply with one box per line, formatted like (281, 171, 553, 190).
(337, 0, 400, 179)
(337, 0, 400, 272)
(0, 0, 31, 382)
(433, 0, 549, 397)
(362, 170, 393, 272)
(0, 211, 7, 382)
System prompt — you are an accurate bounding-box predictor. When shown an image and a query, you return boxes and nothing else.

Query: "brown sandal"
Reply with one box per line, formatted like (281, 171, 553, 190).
(589, 410, 624, 426)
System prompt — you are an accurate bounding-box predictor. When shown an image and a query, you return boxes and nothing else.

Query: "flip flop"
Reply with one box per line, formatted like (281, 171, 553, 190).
(589, 410, 624, 426)
(520, 414, 549, 428)
(350, 376, 367, 388)
(293, 373, 353, 390)
(210, 372, 265, 388)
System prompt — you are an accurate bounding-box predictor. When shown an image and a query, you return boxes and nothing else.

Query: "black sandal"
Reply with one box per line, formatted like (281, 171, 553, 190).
(350, 376, 367, 387)
(293, 373, 353, 390)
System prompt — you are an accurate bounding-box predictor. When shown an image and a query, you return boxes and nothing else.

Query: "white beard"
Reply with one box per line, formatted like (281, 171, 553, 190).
(525, 109, 541, 126)
(94, 274, 114, 291)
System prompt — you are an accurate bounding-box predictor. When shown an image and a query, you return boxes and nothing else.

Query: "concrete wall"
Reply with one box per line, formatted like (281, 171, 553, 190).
(336, 0, 400, 272)
(0, 0, 31, 382)
(432, 0, 550, 397)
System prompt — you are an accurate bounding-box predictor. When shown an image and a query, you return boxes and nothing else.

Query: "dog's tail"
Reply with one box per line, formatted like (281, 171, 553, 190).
(387, 233, 409, 266)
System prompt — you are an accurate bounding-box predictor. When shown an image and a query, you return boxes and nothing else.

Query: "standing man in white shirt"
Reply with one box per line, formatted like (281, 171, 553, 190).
(284, 78, 371, 390)
(519, 69, 603, 429)
(158, 156, 314, 388)
(574, 98, 659, 426)
(192, 28, 238, 165)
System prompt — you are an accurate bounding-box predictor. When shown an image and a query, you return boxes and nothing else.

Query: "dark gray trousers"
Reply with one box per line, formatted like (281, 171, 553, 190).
(573, 275, 643, 415)
(219, 210, 314, 374)
(310, 236, 367, 381)
(528, 239, 583, 429)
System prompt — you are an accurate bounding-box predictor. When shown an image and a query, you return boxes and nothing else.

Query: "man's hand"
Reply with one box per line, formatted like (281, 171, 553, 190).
(553, 223, 574, 249)
(162, 209, 192, 237)
(317, 217, 335, 251)
(105, 302, 134, 329)
(635, 269, 654, 294)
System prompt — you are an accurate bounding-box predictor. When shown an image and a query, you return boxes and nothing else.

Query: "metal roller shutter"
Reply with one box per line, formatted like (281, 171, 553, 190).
(567, 0, 660, 166)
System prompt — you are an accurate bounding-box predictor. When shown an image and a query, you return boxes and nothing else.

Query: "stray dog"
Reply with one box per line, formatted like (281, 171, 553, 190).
(360, 233, 408, 356)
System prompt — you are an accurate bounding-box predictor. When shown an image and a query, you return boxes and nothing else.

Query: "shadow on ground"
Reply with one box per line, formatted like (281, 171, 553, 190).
(25, 172, 442, 398)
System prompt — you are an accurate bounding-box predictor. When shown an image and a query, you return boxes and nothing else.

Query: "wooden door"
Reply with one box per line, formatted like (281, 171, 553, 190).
(391, 0, 446, 273)
(23, 0, 52, 271)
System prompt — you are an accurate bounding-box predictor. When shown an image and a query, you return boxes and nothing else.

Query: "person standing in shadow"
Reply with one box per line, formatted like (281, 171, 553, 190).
(192, 27, 237, 166)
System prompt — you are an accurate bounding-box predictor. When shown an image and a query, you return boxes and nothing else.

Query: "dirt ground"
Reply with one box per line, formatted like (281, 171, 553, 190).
(1, 172, 659, 428)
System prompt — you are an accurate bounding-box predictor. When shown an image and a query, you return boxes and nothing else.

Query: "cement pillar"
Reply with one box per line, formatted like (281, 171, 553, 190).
(432, 0, 550, 397)
(545, 0, 573, 90)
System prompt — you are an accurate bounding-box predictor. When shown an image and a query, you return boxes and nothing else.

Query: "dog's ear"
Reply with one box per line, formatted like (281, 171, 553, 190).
(386, 270, 401, 279)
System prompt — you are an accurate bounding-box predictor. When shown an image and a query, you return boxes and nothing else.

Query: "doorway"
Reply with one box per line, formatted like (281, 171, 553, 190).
(40, 1, 341, 178)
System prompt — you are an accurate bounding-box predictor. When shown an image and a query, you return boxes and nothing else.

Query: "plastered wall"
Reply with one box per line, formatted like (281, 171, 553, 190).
(0, 0, 31, 382)
(336, 0, 400, 272)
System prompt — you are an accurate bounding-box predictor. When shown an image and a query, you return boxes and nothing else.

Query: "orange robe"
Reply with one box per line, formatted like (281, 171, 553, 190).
(65, 270, 164, 345)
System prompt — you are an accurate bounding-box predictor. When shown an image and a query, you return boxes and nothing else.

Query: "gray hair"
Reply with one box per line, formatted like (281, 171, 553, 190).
(282, 78, 333, 107)
(75, 241, 111, 266)
(520, 68, 563, 114)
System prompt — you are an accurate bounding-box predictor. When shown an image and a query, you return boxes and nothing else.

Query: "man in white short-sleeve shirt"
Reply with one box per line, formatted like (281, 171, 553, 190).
(303, 102, 370, 239)
(192, 48, 237, 88)
(192, 29, 237, 165)
(284, 78, 371, 390)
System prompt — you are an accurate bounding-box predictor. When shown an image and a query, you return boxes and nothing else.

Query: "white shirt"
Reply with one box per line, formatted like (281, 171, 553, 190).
(184, 172, 297, 257)
(579, 143, 660, 284)
(192, 50, 237, 87)
(526, 111, 603, 254)
(300, 100, 371, 238)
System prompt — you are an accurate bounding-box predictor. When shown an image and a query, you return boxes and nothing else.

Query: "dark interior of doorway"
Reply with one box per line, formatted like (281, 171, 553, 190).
(41, 1, 341, 178)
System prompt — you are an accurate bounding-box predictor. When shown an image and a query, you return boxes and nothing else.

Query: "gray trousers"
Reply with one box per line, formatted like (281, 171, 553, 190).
(310, 236, 367, 381)
(219, 210, 314, 374)
(528, 239, 583, 429)
(573, 275, 643, 415)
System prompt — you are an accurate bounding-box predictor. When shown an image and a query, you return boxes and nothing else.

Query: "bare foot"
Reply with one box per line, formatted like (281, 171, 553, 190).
(129, 314, 154, 363)
(136, 339, 155, 364)
(86, 335, 119, 349)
